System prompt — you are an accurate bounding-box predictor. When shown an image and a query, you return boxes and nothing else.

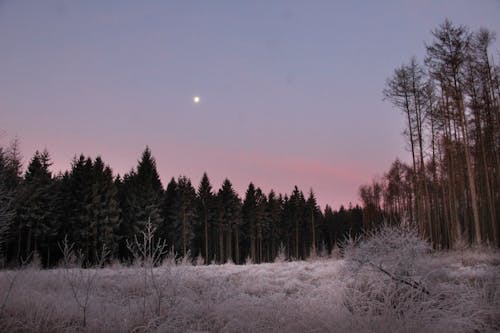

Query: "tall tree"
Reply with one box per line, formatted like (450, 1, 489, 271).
(119, 147, 164, 260)
(288, 186, 306, 259)
(305, 189, 322, 255)
(242, 183, 257, 263)
(0, 148, 15, 266)
(171, 176, 197, 257)
(425, 19, 480, 244)
(160, 177, 177, 248)
(217, 179, 242, 263)
(384, 57, 432, 233)
(87, 157, 121, 262)
(17, 150, 58, 265)
(196, 173, 214, 264)
(266, 190, 282, 261)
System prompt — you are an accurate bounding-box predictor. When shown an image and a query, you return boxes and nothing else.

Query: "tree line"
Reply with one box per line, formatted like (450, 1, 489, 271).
(0, 142, 362, 267)
(359, 20, 500, 248)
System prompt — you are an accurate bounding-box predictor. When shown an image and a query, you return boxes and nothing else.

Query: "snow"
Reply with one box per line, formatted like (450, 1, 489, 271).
(1, 239, 499, 332)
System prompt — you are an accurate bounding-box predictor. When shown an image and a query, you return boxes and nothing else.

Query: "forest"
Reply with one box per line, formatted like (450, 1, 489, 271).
(1, 19, 500, 270)
(0, 143, 363, 267)
(360, 19, 500, 249)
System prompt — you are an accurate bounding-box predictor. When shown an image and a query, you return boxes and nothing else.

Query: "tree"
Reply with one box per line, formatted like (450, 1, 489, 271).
(384, 57, 432, 233)
(305, 189, 322, 255)
(425, 19, 480, 244)
(379, 19, 500, 248)
(0, 148, 15, 266)
(119, 147, 164, 260)
(87, 157, 121, 262)
(170, 176, 197, 257)
(266, 190, 282, 261)
(287, 186, 306, 259)
(216, 179, 242, 263)
(196, 173, 215, 264)
(17, 150, 58, 265)
(160, 177, 177, 248)
(242, 183, 257, 263)
(359, 179, 384, 231)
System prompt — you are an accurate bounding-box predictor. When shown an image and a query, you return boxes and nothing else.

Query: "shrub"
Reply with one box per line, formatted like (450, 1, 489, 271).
(342, 223, 499, 332)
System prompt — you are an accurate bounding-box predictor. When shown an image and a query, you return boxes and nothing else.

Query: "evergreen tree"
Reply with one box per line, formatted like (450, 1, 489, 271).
(305, 189, 322, 255)
(0, 148, 16, 265)
(87, 157, 121, 262)
(323, 205, 335, 253)
(2, 138, 23, 263)
(119, 147, 164, 260)
(56, 155, 121, 265)
(288, 186, 306, 259)
(266, 190, 282, 261)
(242, 183, 257, 263)
(17, 150, 58, 265)
(160, 177, 177, 247)
(280, 194, 292, 258)
(65, 155, 94, 262)
(217, 179, 242, 263)
(254, 187, 268, 263)
(171, 176, 197, 257)
(196, 173, 215, 264)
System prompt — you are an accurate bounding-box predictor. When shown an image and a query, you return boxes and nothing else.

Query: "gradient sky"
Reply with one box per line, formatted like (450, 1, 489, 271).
(1, 1, 500, 209)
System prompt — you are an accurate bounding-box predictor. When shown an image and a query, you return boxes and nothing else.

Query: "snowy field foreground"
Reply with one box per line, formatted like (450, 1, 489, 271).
(1, 229, 499, 332)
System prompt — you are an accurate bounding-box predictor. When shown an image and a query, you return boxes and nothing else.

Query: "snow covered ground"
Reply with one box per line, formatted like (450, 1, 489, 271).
(1, 231, 499, 332)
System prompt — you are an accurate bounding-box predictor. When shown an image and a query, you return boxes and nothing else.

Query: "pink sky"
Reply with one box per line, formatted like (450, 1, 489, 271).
(2, 1, 499, 209)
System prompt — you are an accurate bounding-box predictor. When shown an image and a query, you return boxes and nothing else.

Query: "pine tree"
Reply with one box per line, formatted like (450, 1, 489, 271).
(254, 187, 268, 263)
(2, 138, 23, 263)
(119, 147, 164, 259)
(17, 150, 58, 265)
(305, 189, 321, 255)
(266, 190, 282, 261)
(196, 173, 215, 264)
(64, 155, 94, 262)
(217, 179, 242, 263)
(171, 176, 197, 257)
(290, 186, 306, 259)
(323, 205, 335, 253)
(87, 157, 121, 262)
(160, 177, 177, 247)
(242, 183, 257, 263)
(0, 148, 15, 265)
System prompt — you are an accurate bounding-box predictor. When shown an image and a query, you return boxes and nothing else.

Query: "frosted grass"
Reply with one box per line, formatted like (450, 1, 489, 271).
(1, 227, 498, 332)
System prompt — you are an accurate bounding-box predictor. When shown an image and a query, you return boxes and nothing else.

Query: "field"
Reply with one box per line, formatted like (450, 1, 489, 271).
(1, 227, 499, 332)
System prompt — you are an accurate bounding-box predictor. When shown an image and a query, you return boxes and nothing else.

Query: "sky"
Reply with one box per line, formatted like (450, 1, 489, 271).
(1, 1, 500, 209)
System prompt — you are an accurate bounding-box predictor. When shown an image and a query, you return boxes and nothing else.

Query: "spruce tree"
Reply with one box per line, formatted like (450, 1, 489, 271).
(323, 205, 335, 253)
(171, 176, 197, 257)
(87, 157, 121, 262)
(0, 148, 15, 265)
(196, 173, 214, 264)
(120, 147, 164, 258)
(160, 177, 177, 247)
(254, 187, 268, 263)
(266, 190, 282, 261)
(305, 189, 322, 255)
(242, 183, 257, 263)
(287, 186, 306, 259)
(17, 150, 58, 265)
(217, 179, 242, 263)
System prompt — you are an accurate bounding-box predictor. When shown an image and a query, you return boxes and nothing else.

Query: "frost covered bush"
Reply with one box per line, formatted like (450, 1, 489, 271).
(343, 224, 431, 295)
(342, 224, 500, 332)
(274, 243, 287, 263)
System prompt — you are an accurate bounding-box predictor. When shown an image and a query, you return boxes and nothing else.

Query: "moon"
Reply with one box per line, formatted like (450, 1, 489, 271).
(193, 96, 200, 104)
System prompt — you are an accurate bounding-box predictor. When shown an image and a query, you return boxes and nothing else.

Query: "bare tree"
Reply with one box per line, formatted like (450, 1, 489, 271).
(58, 235, 109, 328)
(126, 217, 170, 319)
